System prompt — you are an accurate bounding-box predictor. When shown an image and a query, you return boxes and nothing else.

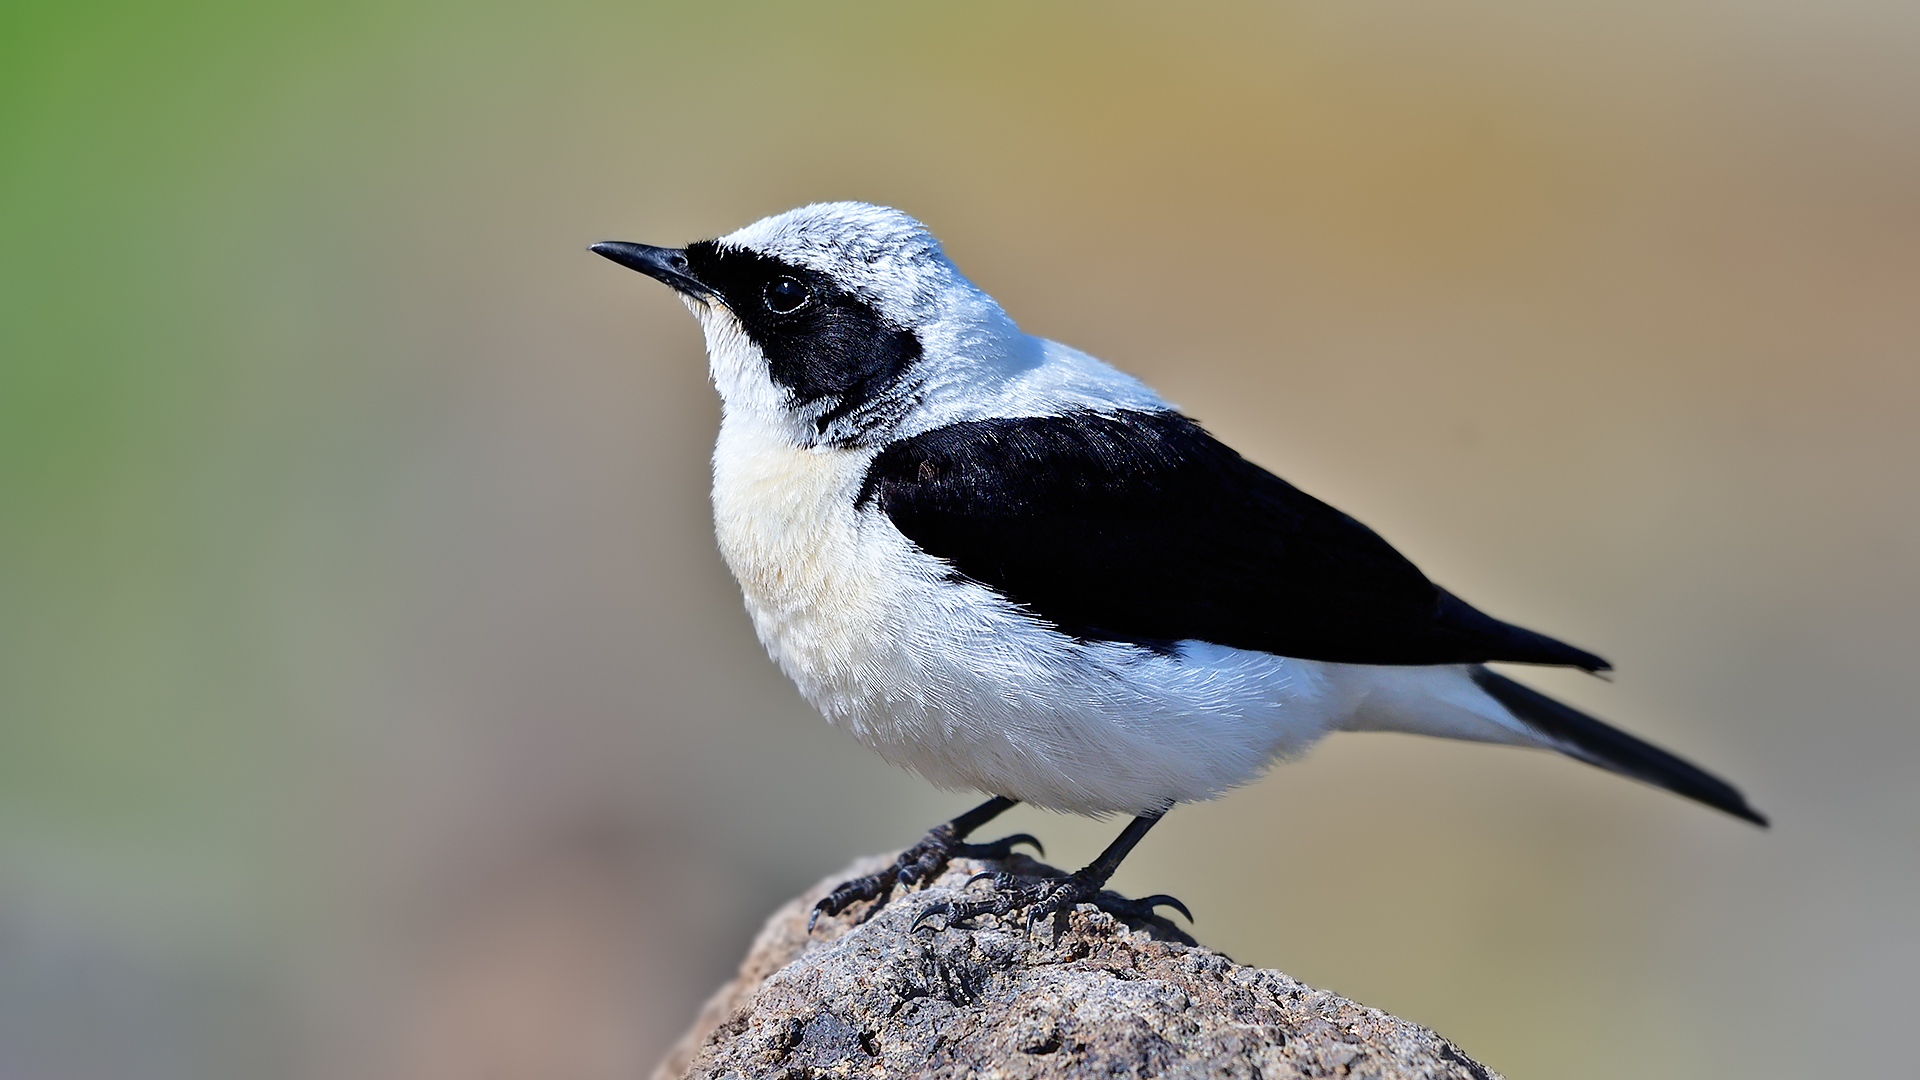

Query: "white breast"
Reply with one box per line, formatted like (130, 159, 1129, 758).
(709, 412, 1350, 816)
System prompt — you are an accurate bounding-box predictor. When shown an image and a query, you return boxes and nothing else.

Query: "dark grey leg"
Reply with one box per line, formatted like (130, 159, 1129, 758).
(914, 810, 1192, 942)
(809, 795, 1041, 931)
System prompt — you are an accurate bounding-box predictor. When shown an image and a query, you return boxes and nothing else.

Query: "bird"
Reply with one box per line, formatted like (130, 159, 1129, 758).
(590, 201, 1766, 937)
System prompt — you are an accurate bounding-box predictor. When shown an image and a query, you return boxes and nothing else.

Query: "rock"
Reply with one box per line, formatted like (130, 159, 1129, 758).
(656, 853, 1500, 1080)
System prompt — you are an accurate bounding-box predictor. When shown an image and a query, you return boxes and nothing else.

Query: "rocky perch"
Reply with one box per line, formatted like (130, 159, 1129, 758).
(656, 853, 1499, 1080)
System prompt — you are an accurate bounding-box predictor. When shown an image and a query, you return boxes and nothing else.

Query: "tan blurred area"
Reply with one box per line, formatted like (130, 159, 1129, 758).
(2, 2, 1916, 1078)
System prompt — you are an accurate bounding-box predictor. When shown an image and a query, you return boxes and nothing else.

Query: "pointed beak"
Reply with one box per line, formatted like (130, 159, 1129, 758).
(589, 241, 714, 299)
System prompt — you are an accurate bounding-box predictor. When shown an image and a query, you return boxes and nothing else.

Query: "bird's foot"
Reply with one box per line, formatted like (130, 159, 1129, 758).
(912, 869, 1193, 944)
(809, 825, 1042, 932)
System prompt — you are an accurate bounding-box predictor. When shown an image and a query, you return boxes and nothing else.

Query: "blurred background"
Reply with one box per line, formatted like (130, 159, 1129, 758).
(3, 1, 1916, 1077)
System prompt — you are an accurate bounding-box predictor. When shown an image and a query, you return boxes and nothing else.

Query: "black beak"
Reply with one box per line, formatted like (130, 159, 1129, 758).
(589, 241, 714, 299)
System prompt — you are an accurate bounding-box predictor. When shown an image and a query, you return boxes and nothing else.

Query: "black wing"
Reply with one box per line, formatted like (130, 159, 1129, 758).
(859, 410, 1608, 670)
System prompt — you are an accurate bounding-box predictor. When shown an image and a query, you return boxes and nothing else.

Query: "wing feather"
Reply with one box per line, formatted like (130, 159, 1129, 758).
(859, 409, 1607, 670)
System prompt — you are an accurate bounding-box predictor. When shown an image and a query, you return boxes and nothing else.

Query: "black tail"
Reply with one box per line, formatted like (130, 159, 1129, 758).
(1470, 667, 1768, 827)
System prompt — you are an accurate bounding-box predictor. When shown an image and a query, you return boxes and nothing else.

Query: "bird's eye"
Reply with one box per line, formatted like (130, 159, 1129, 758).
(764, 277, 810, 314)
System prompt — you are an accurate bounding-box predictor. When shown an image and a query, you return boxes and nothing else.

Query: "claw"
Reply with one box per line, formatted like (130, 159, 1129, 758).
(911, 901, 954, 934)
(962, 870, 999, 889)
(1130, 893, 1194, 923)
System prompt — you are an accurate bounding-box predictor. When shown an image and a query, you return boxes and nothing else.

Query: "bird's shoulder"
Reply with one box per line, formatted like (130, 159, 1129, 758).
(860, 407, 1235, 512)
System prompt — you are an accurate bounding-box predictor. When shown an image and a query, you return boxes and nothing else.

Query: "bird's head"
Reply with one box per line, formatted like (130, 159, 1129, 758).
(593, 202, 1025, 448)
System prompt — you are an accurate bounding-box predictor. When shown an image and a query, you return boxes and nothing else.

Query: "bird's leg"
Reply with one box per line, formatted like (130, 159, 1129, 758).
(809, 796, 1040, 931)
(914, 810, 1192, 943)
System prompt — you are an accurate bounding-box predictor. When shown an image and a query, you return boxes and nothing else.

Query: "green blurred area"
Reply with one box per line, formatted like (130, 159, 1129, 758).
(3, 2, 1917, 1078)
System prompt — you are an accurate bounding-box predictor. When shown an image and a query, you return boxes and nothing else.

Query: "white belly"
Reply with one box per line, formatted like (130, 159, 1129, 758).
(709, 416, 1342, 816)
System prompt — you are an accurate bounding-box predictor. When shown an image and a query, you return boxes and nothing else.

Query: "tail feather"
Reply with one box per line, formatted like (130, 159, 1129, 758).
(1469, 667, 1768, 827)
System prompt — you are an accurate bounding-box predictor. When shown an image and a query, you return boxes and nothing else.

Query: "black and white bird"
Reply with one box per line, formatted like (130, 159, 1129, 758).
(591, 202, 1765, 935)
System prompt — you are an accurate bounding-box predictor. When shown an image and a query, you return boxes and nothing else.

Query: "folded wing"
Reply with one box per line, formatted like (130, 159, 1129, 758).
(860, 409, 1608, 670)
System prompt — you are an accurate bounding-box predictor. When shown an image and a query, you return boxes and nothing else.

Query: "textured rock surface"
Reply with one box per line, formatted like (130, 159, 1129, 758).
(656, 853, 1500, 1080)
